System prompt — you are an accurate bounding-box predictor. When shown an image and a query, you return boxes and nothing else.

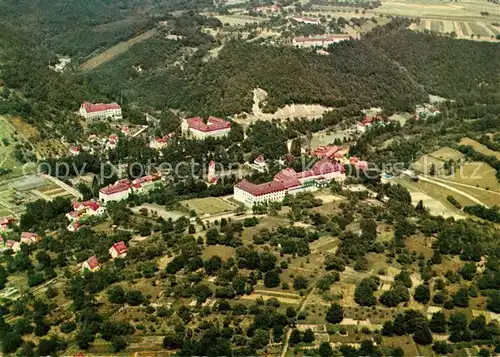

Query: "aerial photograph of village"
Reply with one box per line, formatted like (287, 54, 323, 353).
(0, 0, 499, 355)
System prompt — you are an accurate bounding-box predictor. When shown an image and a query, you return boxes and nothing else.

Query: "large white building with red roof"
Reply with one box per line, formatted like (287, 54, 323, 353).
(79, 102, 122, 123)
(99, 179, 131, 203)
(234, 158, 346, 206)
(181, 117, 231, 139)
(99, 175, 161, 203)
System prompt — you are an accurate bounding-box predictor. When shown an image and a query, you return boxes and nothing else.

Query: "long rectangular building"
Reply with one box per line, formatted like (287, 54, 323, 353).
(234, 158, 345, 206)
(292, 35, 352, 48)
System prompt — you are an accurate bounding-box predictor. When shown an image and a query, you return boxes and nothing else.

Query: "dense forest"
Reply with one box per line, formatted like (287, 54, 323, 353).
(87, 36, 428, 116)
(370, 26, 500, 105)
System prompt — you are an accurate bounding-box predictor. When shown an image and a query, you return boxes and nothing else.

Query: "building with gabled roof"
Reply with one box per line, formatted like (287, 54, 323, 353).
(109, 241, 127, 259)
(6, 240, 21, 252)
(69, 145, 81, 156)
(79, 102, 122, 123)
(181, 116, 231, 139)
(67, 221, 82, 232)
(0, 216, 16, 231)
(82, 256, 100, 273)
(99, 180, 131, 203)
(20, 232, 40, 245)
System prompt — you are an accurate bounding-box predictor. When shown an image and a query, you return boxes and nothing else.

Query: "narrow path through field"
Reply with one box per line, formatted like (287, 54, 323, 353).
(281, 287, 317, 357)
(419, 175, 487, 206)
(425, 175, 500, 195)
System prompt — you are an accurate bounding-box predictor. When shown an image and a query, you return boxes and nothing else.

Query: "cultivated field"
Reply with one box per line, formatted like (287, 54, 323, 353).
(182, 197, 236, 215)
(379, 0, 500, 41)
(80, 28, 158, 71)
(377, 0, 499, 20)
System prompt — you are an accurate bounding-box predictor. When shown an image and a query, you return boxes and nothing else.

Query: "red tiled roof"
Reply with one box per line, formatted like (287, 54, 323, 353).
(312, 145, 341, 158)
(185, 116, 231, 132)
(132, 175, 160, 185)
(75, 352, 86, 357)
(274, 168, 297, 181)
(0, 216, 16, 225)
(82, 102, 121, 113)
(294, 35, 350, 43)
(109, 134, 118, 141)
(312, 158, 345, 175)
(70, 145, 80, 152)
(6, 240, 16, 248)
(21, 232, 38, 240)
(100, 181, 130, 195)
(235, 180, 286, 196)
(86, 256, 100, 270)
(254, 155, 265, 164)
(112, 241, 127, 255)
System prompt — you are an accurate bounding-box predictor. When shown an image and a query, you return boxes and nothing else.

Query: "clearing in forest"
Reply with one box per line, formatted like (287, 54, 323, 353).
(80, 29, 158, 71)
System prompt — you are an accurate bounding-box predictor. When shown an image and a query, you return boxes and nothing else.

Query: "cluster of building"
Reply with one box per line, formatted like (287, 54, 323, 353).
(149, 133, 175, 150)
(181, 117, 231, 139)
(356, 115, 387, 133)
(312, 145, 349, 160)
(415, 104, 441, 120)
(99, 175, 162, 203)
(292, 35, 353, 48)
(79, 102, 122, 123)
(66, 200, 106, 232)
(234, 158, 346, 206)
(1, 232, 41, 253)
(81, 241, 128, 273)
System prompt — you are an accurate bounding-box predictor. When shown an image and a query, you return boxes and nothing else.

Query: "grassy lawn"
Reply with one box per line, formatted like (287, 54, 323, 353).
(201, 245, 235, 260)
(429, 147, 464, 161)
(182, 197, 236, 215)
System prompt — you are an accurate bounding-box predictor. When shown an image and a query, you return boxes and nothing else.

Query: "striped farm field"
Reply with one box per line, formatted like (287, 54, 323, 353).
(459, 22, 469, 36)
(431, 20, 444, 33)
(486, 25, 500, 35)
(468, 22, 490, 37)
